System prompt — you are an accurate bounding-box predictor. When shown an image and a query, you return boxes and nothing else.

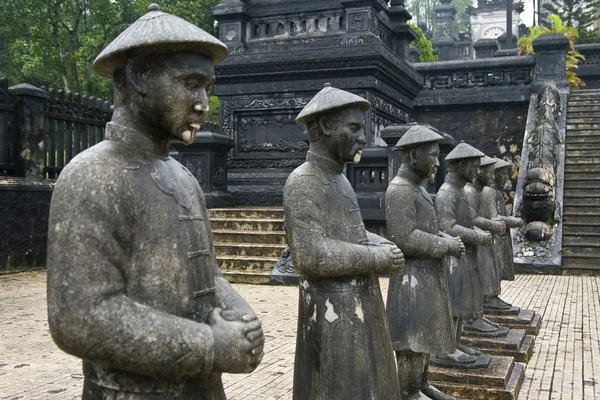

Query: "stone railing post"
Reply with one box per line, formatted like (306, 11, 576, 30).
(473, 38, 499, 59)
(170, 127, 235, 208)
(408, 45, 421, 63)
(532, 33, 570, 92)
(434, 0, 456, 61)
(389, 0, 418, 60)
(8, 83, 49, 179)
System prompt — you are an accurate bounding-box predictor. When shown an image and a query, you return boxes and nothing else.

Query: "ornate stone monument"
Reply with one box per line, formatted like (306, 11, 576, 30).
(47, 6, 264, 399)
(285, 84, 404, 399)
(212, 0, 422, 207)
(385, 125, 465, 400)
(432, 141, 492, 369)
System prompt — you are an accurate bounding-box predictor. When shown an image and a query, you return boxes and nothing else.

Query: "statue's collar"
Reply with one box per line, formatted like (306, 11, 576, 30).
(398, 167, 425, 187)
(105, 122, 170, 159)
(306, 151, 344, 174)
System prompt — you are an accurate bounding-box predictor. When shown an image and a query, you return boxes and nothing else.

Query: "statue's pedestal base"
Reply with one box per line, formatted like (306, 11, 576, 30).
(429, 356, 525, 400)
(485, 308, 542, 335)
(463, 324, 510, 338)
(461, 329, 535, 362)
(484, 305, 520, 315)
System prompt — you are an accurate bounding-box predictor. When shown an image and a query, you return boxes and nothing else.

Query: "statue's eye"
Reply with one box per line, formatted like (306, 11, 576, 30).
(185, 78, 202, 89)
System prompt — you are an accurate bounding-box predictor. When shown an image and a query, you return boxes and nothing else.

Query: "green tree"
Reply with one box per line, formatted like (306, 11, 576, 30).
(518, 15, 586, 89)
(540, 0, 600, 43)
(409, 24, 438, 61)
(0, 0, 221, 102)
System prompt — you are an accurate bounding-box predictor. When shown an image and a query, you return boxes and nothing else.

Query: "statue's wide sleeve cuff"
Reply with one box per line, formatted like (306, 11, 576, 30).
(177, 323, 215, 378)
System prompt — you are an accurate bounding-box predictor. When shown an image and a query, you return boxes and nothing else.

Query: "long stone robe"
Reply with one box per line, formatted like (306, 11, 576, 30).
(465, 182, 501, 297)
(47, 123, 256, 400)
(435, 175, 484, 319)
(493, 187, 516, 280)
(385, 169, 455, 355)
(284, 151, 400, 400)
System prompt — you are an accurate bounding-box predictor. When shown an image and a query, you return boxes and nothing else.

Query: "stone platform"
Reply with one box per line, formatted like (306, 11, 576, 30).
(429, 356, 525, 400)
(461, 328, 535, 363)
(485, 308, 542, 335)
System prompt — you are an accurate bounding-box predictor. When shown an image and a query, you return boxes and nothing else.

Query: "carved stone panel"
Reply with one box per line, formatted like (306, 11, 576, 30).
(183, 155, 207, 186)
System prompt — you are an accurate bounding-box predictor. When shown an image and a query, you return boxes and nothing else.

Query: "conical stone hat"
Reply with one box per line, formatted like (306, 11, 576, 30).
(296, 83, 370, 125)
(493, 157, 512, 169)
(395, 124, 444, 149)
(480, 155, 496, 167)
(445, 141, 485, 161)
(93, 3, 229, 79)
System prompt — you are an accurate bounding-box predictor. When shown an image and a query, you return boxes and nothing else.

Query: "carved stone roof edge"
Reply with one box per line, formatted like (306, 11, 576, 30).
(413, 55, 536, 73)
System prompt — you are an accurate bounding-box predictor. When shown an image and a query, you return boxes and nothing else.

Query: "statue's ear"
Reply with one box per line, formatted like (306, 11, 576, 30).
(318, 115, 333, 137)
(410, 148, 417, 164)
(125, 60, 148, 96)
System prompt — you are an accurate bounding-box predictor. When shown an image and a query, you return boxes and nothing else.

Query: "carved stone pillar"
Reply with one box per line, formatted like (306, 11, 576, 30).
(389, 0, 417, 59)
(213, 0, 250, 55)
(8, 84, 48, 179)
(434, 0, 457, 61)
(532, 33, 571, 92)
(473, 38, 500, 58)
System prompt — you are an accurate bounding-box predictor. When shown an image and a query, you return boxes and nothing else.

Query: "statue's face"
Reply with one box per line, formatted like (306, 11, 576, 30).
(324, 106, 366, 164)
(411, 143, 440, 181)
(478, 164, 496, 186)
(495, 167, 509, 188)
(140, 52, 214, 144)
(458, 158, 480, 182)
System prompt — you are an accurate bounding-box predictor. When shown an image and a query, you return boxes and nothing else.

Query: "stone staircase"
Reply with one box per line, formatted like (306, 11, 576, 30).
(209, 207, 287, 283)
(562, 89, 600, 271)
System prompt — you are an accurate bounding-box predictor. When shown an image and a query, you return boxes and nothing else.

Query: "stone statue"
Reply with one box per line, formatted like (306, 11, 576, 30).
(47, 5, 264, 399)
(385, 125, 466, 400)
(464, 155, 509, 325)
(285, 84, 404, 400)
(433, 142, 493, 367)
(492, 158, 523, 281)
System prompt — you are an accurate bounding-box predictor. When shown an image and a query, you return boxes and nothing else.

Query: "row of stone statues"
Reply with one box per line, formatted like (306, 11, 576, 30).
(46, 6, 522, 399)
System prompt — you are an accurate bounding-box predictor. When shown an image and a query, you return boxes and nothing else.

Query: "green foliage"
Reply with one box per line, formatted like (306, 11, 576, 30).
(209, 96, 220, 123)
(409, 24, 438, 62)
(540, 0, 600, 44)
(406, 0, 473, 38)
(518, 15, 586, 89)
(0, 0, 221, 101)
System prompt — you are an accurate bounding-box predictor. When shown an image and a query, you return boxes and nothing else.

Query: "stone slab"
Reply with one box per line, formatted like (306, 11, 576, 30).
(430, 354, 492, 370)
(485, 308, 542, 335)
(223, 271, 271, 284)
(430, 356, 525, 400)
(463, 324, 510, 338)
(484, 305, 521, 315)
(461, 329, 535, 362)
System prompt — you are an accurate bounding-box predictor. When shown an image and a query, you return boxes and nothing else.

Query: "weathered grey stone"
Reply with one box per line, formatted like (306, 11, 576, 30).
(47, 5, 263, 399)
(432, 142, 493, 369)
(385, 125, 465, 399)
(285, 84, 404, 400)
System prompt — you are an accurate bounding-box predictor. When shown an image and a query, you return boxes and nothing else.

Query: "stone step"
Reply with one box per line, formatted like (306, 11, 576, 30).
(209, 207, 284, 219)
(563, 222, 600, 234)
(563, 213, 600, 224)
(562, 254, 600, 268)
(566, 141, 600, 149)
(564, 177, 600, 188)
(460, 329, 533, 363)
(563, 188, 600, 196)
(562, 232, 600, 243)
(429, 356, 524, 400)
(567, 123, 600, 130)
(214, 243, 287, 258)
(565, 136, 600, 144)
(565, 131, 600, 138)
(222, 270, 272, 284)
(212, 230, 287, 245)
(567, 98, 600, 105)
(216, 255, 280, 273)
(563, 245, 600, 256)
(564, 149, 600, 157)
(210, 217, 285, 232)
(567, 106, 600, 113)
(565, 171, 600, 180)
(563, 241, 600, 251)
(563, 203, 600, 212)
(485, 309, 541, 335)
(567, 117, 600, 124)
(564, 162, 600, 172)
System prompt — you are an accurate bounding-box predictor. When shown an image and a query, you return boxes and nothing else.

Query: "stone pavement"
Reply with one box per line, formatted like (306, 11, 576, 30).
(1, 272, 598, 400)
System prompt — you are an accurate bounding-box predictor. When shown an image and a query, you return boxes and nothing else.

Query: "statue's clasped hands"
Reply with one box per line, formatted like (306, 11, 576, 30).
(208, 308, 264, 374)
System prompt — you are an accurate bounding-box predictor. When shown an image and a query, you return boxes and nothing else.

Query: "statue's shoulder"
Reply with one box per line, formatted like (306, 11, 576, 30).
(464, 183, 476, 194)
(387, 176, 418, 196)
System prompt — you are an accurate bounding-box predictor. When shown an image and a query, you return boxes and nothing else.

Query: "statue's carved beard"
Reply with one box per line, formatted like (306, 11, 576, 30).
(427, 166, 438, 183)
(351, 144, 363, 164)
